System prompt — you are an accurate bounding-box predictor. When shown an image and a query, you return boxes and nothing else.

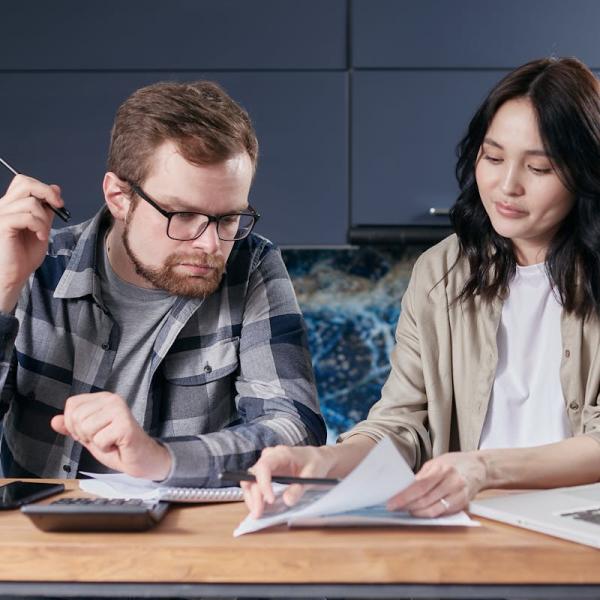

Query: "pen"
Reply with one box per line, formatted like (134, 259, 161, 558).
(219, 470, 340, 486)
(0, 157, 71, 222)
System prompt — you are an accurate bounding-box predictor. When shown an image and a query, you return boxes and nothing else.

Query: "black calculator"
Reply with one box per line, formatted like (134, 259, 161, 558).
(21, 497, 170, 532)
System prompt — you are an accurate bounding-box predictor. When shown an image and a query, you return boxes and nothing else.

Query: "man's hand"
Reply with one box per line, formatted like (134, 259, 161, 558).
(386, 451, 488, 516)
(50, 392, 172, 481)
(0, 175, 65, 312)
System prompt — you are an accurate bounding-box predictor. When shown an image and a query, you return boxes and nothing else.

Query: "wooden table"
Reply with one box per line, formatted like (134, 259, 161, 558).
(0, 479, 599, 598)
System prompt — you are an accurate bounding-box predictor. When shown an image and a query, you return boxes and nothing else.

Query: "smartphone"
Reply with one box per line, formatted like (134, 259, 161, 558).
(0, 481, 65, 510)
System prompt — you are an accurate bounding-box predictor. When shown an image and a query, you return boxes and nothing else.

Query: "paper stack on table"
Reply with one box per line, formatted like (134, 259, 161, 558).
(234, 436, 479, 536)
(79, 472, 245, 503)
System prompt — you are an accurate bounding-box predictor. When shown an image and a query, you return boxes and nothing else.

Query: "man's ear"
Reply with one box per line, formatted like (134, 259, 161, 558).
(103, 172, 131, 222)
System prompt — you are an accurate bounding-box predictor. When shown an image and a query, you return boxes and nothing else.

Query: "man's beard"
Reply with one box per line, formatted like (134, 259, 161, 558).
(121, 221, 226, 299)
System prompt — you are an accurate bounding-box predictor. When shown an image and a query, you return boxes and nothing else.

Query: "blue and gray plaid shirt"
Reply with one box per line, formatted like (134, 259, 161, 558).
(0, 209, 326, 485)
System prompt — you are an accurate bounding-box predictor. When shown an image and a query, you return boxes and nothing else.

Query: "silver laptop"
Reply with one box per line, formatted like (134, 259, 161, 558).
(469, 483, 600, 548)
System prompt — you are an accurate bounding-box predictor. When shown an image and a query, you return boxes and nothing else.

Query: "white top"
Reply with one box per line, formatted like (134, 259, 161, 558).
(479, 262, 572, 450)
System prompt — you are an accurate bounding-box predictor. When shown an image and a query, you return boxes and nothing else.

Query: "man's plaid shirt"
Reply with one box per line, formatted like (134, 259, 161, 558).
(0, 209, 326, 485)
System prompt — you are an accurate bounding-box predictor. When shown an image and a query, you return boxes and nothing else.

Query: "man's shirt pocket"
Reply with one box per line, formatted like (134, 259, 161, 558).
(162, 337, 240, 386)
(159, 337, 240, 433)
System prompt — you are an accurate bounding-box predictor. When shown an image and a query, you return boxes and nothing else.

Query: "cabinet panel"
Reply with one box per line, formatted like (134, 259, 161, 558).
(0, 72, 348, 245)
(353, 0, 600, 68)
(0, 0, 346, 70)
(352, 70, 503, 227)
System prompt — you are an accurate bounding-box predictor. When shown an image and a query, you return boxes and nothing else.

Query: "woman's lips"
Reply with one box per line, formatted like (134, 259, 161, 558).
(495, 202, 528, 218)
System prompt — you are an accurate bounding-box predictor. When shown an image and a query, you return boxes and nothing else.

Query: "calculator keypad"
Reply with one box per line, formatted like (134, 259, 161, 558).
(51, 498, 147, 506)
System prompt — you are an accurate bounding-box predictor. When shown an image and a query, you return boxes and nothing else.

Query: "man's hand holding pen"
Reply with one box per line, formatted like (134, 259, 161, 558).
(0, 173, 66, 313)
(0, 158, 70, 222)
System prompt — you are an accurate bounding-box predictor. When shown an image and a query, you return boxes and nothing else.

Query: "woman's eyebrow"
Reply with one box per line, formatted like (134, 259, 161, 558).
(483, 137, 503, 150)
(483, 137, 550, 157)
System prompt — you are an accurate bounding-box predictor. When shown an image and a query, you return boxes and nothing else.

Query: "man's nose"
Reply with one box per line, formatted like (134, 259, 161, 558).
(191, 221, 221, 254)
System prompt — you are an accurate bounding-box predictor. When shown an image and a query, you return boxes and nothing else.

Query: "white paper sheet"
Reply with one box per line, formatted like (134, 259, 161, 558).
(79, 472, 246, 502)
(233, 436, 479, 536)
(79, 472, 164, 500)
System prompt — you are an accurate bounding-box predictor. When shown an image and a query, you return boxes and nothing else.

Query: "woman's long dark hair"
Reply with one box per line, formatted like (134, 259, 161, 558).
(450, 57, 600, 318)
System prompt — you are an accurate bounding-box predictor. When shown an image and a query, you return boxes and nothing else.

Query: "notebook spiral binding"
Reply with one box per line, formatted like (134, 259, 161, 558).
(157, 486, 244, 503)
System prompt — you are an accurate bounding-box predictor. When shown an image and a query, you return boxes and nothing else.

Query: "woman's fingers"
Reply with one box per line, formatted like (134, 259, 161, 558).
(242, 446, 332, 518)
(386, 464, 446, 511)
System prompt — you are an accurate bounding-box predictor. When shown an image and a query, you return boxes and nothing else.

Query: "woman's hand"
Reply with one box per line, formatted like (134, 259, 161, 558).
(242, 445, 337, 519)
(387, 451, 488, 516)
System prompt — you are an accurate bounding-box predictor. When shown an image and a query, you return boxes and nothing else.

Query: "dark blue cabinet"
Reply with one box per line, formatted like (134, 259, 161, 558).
(3, 1, 599, 245)
(0, 72, 348, 246)
(0, 0, 347, 70)
(0, 0, 349, 246)
(350, 0, 600, 238)
(351, 70, 504, 227)
(353, 0, 600, 69)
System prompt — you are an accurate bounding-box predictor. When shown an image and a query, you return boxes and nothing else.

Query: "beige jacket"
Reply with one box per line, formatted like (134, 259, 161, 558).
(339, 235, 600, 470)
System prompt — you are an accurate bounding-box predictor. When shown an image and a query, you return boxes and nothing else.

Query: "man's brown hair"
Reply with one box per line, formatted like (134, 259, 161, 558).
(107, 80, 258, 188)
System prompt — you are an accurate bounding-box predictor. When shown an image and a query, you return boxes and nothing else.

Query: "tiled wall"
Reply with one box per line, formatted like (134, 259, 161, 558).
(282, 245, 428, 442)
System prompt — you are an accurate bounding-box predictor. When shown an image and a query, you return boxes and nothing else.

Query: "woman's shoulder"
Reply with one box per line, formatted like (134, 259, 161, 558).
(402, 235, 474, 313)
(411, 234, 469, 286)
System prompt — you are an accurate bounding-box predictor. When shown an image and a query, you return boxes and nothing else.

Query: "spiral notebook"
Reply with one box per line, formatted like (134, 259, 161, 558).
(157, 486, 243, 502)
(79, 471, 244, 503)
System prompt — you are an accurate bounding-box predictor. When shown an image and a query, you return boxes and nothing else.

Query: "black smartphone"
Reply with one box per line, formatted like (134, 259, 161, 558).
(0, 481, 65, 510)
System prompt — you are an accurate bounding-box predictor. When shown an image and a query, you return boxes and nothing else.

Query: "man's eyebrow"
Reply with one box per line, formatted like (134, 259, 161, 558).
(483, 137, 550, 157)
(160, 194, 196, 210)
(160, 194, 249, 213)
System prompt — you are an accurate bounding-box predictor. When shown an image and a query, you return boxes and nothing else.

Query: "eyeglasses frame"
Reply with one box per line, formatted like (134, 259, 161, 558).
(126, 181, 260, 242)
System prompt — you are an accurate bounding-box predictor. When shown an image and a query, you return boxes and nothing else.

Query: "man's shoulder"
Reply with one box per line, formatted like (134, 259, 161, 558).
(226, 232, 281, 280)
(235, 232, 276, 261)
(47, 221, 89, 256)
(46, 210, 104, 258)
(28, 210, 106, 294)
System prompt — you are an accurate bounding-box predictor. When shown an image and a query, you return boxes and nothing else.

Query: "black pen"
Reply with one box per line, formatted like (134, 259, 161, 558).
(220, 470, 340, 486)
(0, 157, 71, 222)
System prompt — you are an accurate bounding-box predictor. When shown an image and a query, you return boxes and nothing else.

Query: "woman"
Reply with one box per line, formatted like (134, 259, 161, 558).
(243, 57, 600, 518)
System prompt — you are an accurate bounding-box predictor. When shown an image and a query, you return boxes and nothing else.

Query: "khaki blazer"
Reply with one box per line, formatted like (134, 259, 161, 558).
(339, 235, 600, 470)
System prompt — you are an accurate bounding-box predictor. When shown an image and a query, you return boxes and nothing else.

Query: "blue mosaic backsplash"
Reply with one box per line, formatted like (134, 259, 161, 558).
(281, 245, 425, 442)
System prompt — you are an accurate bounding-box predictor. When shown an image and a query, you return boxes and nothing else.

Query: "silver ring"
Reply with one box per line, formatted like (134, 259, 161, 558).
(439, 497, 450, 511)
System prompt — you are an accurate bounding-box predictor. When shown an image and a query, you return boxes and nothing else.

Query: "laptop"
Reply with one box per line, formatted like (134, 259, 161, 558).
(469, 483, 600, 548)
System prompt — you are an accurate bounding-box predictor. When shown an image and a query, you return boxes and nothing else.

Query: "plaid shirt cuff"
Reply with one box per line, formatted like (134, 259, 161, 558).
(0, 311, 18, 364)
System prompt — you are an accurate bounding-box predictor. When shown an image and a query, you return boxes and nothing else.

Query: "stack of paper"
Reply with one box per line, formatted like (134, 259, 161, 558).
(234, 437, 479, 536)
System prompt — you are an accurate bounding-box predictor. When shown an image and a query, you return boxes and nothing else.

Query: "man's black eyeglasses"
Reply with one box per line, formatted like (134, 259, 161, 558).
(127, 182, 260, 242)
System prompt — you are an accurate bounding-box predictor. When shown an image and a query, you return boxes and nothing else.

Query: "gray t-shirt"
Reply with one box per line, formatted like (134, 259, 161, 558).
(79, 230, 175, 474)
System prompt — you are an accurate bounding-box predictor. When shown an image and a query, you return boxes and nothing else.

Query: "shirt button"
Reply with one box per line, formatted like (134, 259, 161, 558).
(204, 363, 212, 374)
(569, 401, 579, 411)
(101, 343, 109, 351)
(565, 349, 571, 358)
(62, 464, 72, 473)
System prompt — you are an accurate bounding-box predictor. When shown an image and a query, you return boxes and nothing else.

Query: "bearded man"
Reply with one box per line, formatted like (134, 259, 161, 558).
(0, 81, 325, 485)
